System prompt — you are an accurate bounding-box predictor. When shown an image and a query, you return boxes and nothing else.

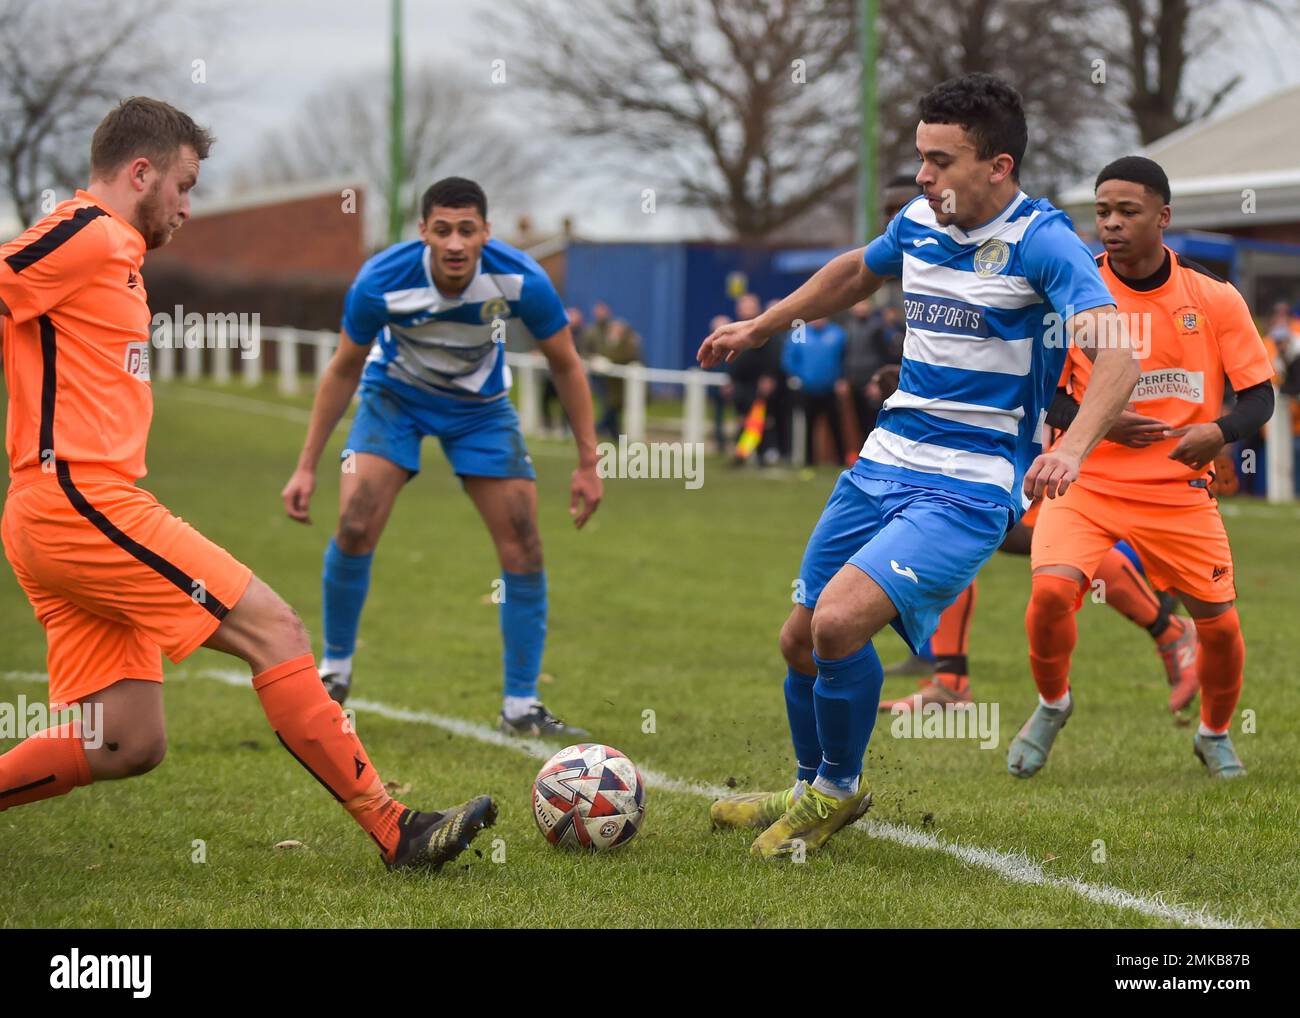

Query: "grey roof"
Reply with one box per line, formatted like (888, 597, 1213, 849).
(1060, 84, 1300, 230)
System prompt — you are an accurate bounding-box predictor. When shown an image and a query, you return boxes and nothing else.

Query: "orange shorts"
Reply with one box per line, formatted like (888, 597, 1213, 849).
(1030, 482, 1236, 602)
(2, 465, 252, 707)
(1020, 497, 1042, 529)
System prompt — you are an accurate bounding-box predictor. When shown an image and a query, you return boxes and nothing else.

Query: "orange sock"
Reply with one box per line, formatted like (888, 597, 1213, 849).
(1193, 609, 1245, 734)
(253, 654, 405, 860)
(1093, 547, 1183, 642)
(0, 721, 92, 811)
(932, 580, 976, 693)
(1025, 573, 1083, 702)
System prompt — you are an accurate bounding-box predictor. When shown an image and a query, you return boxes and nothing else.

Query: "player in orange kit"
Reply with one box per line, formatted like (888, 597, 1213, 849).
(880, 370, 1200, 715)
(1008, 156, 1274, 779)
(0, 97, 496, 865)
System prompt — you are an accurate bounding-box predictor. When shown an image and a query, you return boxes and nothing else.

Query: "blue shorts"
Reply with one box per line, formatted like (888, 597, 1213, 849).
(796, 471, 1011, 653)
(344, 382, 536, 480)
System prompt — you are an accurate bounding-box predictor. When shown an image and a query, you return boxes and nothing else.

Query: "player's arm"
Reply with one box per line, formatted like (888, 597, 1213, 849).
(1026, 306, 1140, 499)
(535, 324, 602, 528)
(1165, 382, 1275, 470)
(1167, 281, 1277, 470)
(698, 249, 885, 368)
(1046, 386, 1169, 448)
(1020, 218, 1140, 498)
(281, 331, 371, 523)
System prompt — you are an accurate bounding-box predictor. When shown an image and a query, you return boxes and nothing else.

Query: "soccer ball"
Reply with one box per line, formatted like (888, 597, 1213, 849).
(532, 743, 646, 851)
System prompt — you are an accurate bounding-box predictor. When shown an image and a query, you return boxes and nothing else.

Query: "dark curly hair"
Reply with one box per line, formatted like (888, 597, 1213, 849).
(1095, 155, 1171, 204)
(421, 176, 487, 221)
(918, 73, 1027, 180)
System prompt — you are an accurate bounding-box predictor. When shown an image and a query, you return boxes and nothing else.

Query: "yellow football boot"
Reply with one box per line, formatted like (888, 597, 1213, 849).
(749, 781, 871, 858)
(709, 783, 802, 830)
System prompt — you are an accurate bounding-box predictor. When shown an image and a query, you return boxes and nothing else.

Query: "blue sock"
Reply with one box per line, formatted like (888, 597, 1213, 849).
(501, 570, 547, 699)
(783, 666, 820, 784)
(812, 641, 885, 789)
(322, 537, 373, 660)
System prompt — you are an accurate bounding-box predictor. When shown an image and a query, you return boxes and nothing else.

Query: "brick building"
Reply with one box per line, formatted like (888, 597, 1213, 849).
(144, 178, 369, 332)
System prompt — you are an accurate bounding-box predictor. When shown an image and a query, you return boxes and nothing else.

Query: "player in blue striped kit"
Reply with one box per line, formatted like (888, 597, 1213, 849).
(282, 177, 601, 738)
(701, 75, 1141, 857)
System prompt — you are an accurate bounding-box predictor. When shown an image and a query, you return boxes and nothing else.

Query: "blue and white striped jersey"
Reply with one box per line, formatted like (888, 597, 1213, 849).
(342, 237, 568, 404)
(857, 191, 1113, 517)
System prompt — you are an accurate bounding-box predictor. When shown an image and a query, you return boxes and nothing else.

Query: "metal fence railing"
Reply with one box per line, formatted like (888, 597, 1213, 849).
(150, 325, 728, 448)
(151, 324, 1297, 502)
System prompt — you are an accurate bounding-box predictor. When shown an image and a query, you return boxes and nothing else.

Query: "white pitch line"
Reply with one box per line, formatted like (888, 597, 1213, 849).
(0, 667, 1248, 929)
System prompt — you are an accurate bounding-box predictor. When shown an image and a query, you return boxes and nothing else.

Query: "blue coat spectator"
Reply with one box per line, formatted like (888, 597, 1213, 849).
(782, 319, 846, 395)
(782, 318, 848, 464)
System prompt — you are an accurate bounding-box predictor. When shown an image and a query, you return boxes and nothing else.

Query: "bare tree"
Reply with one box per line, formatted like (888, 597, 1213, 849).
(876, 0, 1118, 198)
(1099, 0, 1299, 144)
(499, 0, 1122, 240)
(495, 0, 861, 241)
(0, 0, 216, 226)
(235, 65, 537, 246)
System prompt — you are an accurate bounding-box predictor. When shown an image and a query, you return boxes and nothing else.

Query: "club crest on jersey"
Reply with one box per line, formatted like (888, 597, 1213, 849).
(1174, 305, 1202, 333)
(480, 296, 510, 323)
(123, 341, 150, 382)
(973, 239, 1010, 277)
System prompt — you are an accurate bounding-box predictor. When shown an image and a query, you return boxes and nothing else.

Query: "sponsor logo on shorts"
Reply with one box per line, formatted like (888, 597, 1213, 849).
(1212, 564, 1231, 581)
(890, 560, 918, 583)
(1131, 368, 1203, 404)
(124, 341, 151, 381)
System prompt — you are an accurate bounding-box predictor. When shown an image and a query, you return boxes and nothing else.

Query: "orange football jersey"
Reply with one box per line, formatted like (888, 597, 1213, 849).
(0, 191, 152, 480)
(1066, 249, 1273, 505)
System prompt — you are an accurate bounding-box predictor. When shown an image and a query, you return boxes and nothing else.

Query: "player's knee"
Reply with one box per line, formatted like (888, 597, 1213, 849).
(335, 515, 376, 555)
(779, 614, 813, 666)
(500, 513, 543, 573)
(217, 577, 311, 669)
(1028, 572, 1081, 619)
(810, 601, 861, 660)
(126, 732, 168, 776)
(101, 730, 167, 778)
(263, 595, 310, 654)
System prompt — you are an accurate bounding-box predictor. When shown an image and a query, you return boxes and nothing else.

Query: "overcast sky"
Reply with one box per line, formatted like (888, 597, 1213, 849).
(35, 0, 1300, 242)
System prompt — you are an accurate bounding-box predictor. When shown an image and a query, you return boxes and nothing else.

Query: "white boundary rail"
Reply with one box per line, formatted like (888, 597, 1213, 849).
(151, 325, 1296, 500)
(150, 326, 727, 448)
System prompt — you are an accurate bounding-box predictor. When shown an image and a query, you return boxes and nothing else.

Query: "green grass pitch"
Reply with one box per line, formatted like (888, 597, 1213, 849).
(2, 379, 1298, 928)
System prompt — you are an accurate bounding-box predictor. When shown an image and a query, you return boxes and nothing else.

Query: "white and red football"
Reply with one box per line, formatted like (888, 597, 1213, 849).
(532, 743, 646, 851)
